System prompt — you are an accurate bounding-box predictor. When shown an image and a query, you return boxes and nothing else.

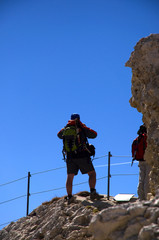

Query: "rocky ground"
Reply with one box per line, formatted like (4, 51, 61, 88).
(1, 191, 159, 240)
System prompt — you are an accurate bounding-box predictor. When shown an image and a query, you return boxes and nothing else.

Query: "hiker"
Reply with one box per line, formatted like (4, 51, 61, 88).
(132, 124, 150, 200)
(57, 113, 100, 203)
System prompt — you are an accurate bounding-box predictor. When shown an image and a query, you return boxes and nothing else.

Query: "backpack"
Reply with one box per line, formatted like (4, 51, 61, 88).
(62, 125, 96, 158)
(62, 125, 79, 153)
(132, 134, 147, 161)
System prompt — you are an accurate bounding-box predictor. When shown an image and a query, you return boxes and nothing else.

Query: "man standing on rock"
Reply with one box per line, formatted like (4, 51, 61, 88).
(132, 124, 150, 200)
(57, 113, 100, 204)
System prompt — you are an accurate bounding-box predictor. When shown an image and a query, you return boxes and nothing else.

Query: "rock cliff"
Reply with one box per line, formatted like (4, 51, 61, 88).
(126, 33, 159, 196)
(1, 191, 159, 240)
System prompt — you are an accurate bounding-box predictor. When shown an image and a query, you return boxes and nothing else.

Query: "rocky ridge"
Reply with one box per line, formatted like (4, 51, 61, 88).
(1, 191, 159, 240)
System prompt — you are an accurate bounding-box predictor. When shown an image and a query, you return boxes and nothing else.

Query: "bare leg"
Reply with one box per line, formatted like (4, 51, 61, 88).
(88, 170, 96, 189)
(88, 170, 100, 200)
(66, 174, 75, 195)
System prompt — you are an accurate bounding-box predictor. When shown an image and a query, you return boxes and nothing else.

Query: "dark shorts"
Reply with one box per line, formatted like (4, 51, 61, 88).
(66, 157, 95, 175)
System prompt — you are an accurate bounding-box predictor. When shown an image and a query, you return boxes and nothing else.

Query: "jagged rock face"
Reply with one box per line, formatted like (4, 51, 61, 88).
(0, 199, 93, 240)
(125, 34, 159, 196)
(1, 192, 159, 240)
(89, 194, 159, 240)
(0, 192, 116, 240)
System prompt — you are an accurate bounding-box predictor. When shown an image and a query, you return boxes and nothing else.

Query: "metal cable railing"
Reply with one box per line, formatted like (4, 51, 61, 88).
(0, 152, 138, 229)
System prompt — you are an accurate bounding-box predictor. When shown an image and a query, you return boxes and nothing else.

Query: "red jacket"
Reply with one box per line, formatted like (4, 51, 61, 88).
(132, 133, 147, 160)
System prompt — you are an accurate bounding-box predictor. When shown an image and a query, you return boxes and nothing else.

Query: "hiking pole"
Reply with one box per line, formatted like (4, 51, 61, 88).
(107, 151, 112, 200)
(131, 159, 134, 167)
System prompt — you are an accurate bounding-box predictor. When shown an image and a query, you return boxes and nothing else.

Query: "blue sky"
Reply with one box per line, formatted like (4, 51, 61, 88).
(0, 0, 159, 229)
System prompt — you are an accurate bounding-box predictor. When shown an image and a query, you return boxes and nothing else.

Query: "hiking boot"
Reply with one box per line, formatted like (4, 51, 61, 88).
(90, 190, 101, 200)
(65, 195, 75, 205)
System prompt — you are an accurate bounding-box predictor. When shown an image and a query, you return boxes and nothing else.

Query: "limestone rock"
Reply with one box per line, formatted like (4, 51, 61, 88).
(0, 192, 115, 240)
(1, 191, 159, 240)
(126, 33, 159, 195)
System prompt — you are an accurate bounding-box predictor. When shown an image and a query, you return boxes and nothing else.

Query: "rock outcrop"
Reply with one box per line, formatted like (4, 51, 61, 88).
(1, 191, 159, 240)
(0, 192, 116, 240)
(89, 191, 159, 240)
(125, 34, 159, 196)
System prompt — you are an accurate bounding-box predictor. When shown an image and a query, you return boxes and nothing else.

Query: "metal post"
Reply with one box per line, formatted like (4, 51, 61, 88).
(107, 151, 112, 200)
(26, 172, 31, 216)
